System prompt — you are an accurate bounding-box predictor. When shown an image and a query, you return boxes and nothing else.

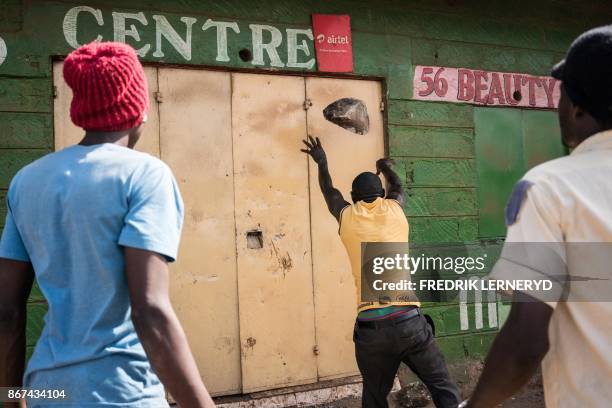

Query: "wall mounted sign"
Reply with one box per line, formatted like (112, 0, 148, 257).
(312, 14, 353, 72)
(413, 65, 560, 109)
(57, 6, 316, 69)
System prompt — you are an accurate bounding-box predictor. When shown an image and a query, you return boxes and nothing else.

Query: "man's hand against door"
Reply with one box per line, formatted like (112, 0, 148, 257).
(301, 136, 327, 165)
(376, 158, 395, 175)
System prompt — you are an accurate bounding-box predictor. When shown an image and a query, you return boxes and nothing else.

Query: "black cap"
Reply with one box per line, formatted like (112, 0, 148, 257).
(352, 172, 383, 197)
(552, 25, 612, 121)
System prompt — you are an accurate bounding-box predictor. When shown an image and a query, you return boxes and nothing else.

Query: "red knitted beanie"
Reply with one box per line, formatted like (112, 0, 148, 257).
(63, 42, 149, 132)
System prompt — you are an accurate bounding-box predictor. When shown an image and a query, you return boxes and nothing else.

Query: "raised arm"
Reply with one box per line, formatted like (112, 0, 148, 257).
(376, 158, 405, 206)
(301, 136, 349, 221)
(125, 248, 215, 408)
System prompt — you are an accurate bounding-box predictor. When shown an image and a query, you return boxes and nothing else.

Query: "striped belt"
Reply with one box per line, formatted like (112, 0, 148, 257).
(357, 308, 420, 329)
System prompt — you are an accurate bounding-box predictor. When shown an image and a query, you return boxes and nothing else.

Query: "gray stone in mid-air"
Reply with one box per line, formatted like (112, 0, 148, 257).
(323, 98, 370, 135)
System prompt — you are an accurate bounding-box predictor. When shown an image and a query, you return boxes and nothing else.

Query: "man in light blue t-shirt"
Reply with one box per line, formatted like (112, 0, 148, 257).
(0, 42, 215, 407)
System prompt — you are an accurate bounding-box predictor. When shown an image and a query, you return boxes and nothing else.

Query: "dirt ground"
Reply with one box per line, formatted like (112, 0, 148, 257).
(316, 371, 544, 408)
(316, 385, 543, 407)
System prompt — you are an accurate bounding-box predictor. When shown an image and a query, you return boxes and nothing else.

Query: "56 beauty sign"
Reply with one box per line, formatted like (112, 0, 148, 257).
(412, 65, 560, 109)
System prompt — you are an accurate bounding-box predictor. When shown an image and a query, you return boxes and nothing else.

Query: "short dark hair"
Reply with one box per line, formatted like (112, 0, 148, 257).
(351, 172, 384, 202)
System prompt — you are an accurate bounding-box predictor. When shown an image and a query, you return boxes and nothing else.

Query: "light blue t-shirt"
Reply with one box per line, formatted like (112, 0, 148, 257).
(0, 143, 184, 407)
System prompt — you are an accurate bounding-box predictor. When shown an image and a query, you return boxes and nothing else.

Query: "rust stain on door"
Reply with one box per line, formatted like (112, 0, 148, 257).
(232, 73, 317, 393)
(270, 239, 293, 278)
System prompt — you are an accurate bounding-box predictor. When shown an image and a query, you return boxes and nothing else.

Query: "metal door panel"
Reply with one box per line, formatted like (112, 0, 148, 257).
(475, 108, 524, 238)
(158, 68, 240, 396)
(305, 77, 385, 379)
(232, 73, 317, 392)
(53, 62, 160, 157)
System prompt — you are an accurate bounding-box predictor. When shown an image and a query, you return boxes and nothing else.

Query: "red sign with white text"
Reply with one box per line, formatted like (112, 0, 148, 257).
(312, 14, 353, 72)
(413, 65, 560, 109)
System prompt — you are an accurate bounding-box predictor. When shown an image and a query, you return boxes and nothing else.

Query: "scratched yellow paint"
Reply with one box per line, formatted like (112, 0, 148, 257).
(53, 62, 160, 157)
(232, 73, 318, 392)
(159, 68, 241, 396)
(306, 77, 385, 380)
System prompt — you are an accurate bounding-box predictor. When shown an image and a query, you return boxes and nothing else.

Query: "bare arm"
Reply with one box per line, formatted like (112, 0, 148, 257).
(466, 292, 553, 408)
(0, 258, 34, 407)
(376, 158, 404, 207)
(125, 247, 215, 408)
(301, 136, 349, 221)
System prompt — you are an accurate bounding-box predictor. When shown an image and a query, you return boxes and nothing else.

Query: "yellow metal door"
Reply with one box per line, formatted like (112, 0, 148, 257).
(305, 77, 385, 379)
(231, 73, 318, 392)
(53, 62, 160, 157)
(158, 68, 241, 396)
(54, 63, 241, 395)
(54, 62, 385, 394)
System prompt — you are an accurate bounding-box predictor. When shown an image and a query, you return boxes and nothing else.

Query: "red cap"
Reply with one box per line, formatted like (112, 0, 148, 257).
(63, 42, 149, 132)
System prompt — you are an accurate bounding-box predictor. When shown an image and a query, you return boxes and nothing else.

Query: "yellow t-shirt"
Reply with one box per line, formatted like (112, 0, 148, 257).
(339, 197, 420, 311)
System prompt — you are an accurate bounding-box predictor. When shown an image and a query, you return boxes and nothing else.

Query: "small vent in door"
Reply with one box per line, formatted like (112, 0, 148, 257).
(246, 230, 264, 249)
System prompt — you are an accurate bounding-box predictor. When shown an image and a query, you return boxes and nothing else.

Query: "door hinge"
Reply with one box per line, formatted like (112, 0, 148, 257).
(313, 345, 319, 356)
(380, 100, 385, 112)
(155, 91, 163, 103)
(53, 86, 58, 99)
(303, 99, 312, 110)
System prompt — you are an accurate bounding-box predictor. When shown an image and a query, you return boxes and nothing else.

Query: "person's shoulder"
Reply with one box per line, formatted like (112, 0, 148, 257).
(124, 151, 177, 192)
(383, 197, 403, 207)
(119, 148, 171, 175)
(340, 202, 353, 214)
(508, 156, 570, 221)
(523, 155, 573, 186)
(9, 149, 68, 188)
(134, 151, 168, 170)
(381, 198, 405, 215)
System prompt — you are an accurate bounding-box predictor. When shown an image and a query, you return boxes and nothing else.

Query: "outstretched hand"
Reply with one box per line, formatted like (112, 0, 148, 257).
(376, 158, 395, 175)
(301, 135, 327, 165)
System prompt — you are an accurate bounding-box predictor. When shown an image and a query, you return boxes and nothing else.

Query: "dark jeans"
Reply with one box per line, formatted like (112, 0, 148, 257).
(353, 312, 461, 408)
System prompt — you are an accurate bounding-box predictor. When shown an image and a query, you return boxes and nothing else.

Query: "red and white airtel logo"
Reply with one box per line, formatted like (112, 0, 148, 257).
(316, 34, 349, 45)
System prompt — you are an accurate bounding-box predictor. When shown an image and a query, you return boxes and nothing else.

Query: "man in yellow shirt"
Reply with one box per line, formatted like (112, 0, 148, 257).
(302, 136, 460, 408)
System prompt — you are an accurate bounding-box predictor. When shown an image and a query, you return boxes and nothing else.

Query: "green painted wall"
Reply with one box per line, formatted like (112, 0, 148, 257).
(1, 0, 610, 380)
(475, 108, 566, 237)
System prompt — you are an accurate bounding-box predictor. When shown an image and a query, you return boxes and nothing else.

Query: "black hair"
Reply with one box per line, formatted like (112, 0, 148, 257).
(351, 172, 384, 203)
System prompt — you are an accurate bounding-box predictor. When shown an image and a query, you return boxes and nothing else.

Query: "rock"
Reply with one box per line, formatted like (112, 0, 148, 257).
(323, 98, 370, 135)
